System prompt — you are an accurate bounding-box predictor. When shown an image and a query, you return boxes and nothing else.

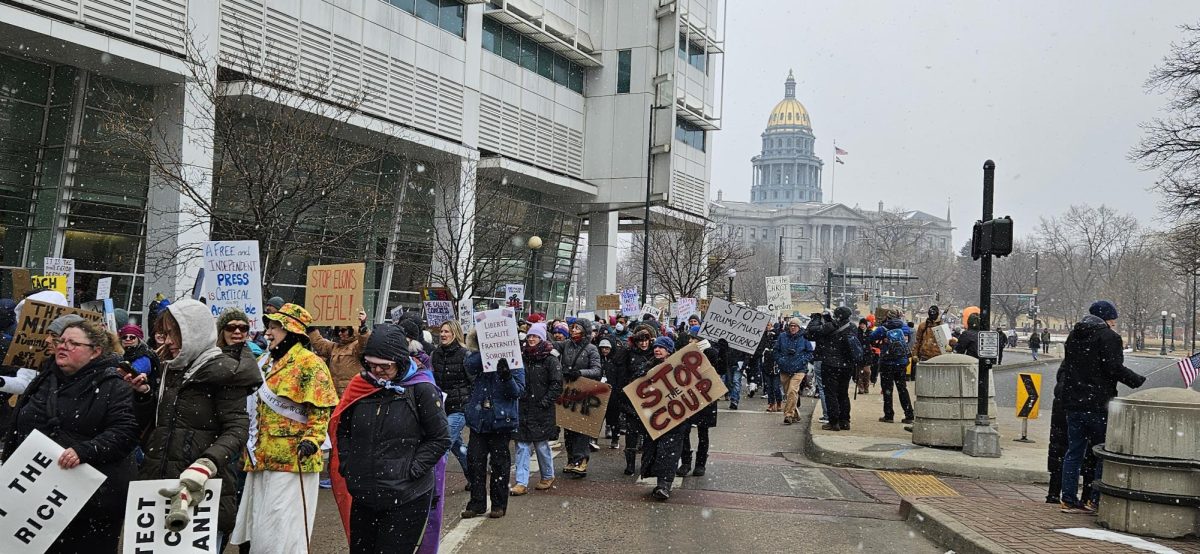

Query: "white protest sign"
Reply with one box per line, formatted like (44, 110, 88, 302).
(424, 300, 454, 328)
(674, 298, 698, 321)
(641, 304, 661, 320)
(619, 287, 640, 317)
(458, 302, 475, 333)
(504, 284, 525, 310)
(698, 297, 772, 354)
(202, 241, 264, 331)
(123, 479, 222, 554)
(0, 430, 105, 552)
(96, 277, 112, 301)
(576, 311, 595, 322)
(765, 276, 792, 312)
(43, 257, 75, 306)
(103, 299, 118, 334)
(474, 308, 524, 372)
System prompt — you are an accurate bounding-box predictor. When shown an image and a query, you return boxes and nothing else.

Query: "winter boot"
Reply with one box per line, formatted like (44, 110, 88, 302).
(676, 450, 693, 477)
(624, 447, 638, 475)
(692, 451, 707, 477)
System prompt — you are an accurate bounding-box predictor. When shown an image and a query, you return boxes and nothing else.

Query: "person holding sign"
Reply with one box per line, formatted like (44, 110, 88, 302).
(2, 318, 139, 552)
(554, 318, 601, 478)
(619, 326, 657, 475)
(308, 309, 371, 395)
(461, 327, 525, 519)
(635, 336, 689, 501)
(133, 299, 263, 547)
(510, 323, 562, 496)
(231, 304, 339, 553)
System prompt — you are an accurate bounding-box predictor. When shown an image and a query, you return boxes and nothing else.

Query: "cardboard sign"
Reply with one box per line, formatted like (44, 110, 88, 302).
(30, 275, 67, 296)
(933, 323, 952, 350)
(640, 304, 661, 320)
(0, 430, 105, 552)
(697, 298, 772, 354)
(765, 276, 792, 312)
(505, 284, 525, 310)
(424, 300, 454, 327)
(123, 479, 222, 554)
(674, 298, 698, 321)
(10, 268, 31, 299)
(596, 295, 620, 311)
(698, 298, 711, 314)
(622, 342, 727, 440)
(43, 257, 75, 306)
(305, 262, 365, 326)
(96, 277, 112, 301)
(458, 302, 475, 333)
(555, 376, 611, 438)
(619, 288, 640, 317)
(202, 241, 264, 331)
(474, 308, 523, 372)
(3, 300, 105, 367)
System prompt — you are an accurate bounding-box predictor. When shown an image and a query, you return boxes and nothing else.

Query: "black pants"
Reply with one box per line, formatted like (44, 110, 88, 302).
(605, 404, 623, 442)
(821, 364, 854, 424)
(467, 431, 511, 512)
(1046, 399, 1096, 502)
(624, 414, 645, 468)
(880, 364, 914, 420)
(680, 424, 711, 468)
(564, 429, 591, 465)
(350, 492, 432, 554)
(643, 425, 686, 489)
(52, 509, 121, 553)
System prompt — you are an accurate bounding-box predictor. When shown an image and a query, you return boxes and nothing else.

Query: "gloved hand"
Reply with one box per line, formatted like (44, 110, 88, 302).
(563, 368, 581, 381)
(158, 458, 216, 532)
(297, 440, 319, 459)
(496, 359, 512, 381)
(539, 398, 554, 410)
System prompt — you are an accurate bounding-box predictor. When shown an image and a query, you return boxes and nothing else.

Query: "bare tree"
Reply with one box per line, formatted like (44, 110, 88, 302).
(1032, 204, 1139, 321)
(1103, 236, 1170, 349)
(626, 218, 754, 302)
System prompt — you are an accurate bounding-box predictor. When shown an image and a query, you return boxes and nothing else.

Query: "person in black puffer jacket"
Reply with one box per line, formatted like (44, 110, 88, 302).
(331, 323, 450, 553)
(619, 325, 657, 475)
(432, 320, 473, 481)
(677, 334, 720, 477)
(511, 323, 562, 495)
(809, 307, 863, 431)
(3, 319, 139, 553)
(598, 337, 629, 449)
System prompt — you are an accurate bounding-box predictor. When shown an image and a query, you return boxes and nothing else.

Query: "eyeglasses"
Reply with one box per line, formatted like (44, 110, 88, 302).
(224, 324, 250, 333)
(121, 335, 140, 341)
(366, 361, 396, 372)
(52, 338, 95, 351)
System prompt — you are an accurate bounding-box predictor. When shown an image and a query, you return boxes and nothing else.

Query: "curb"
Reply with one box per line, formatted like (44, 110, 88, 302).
(993, 359, 1055, 372)
(801, 431, 1048, 484)
(900, 498, 1012, 554)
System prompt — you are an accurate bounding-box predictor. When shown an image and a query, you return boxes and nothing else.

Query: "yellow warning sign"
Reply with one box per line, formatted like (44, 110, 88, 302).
(1016, 372, 1041, 419)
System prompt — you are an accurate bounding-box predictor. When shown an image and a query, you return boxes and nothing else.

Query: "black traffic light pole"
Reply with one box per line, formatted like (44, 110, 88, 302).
(964, 159, 1003, 458)
(976, 160, 995, 426)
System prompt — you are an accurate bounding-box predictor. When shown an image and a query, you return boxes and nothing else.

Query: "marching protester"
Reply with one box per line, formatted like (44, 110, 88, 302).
(1056, 301, 1145, 514)
(953, 313, 982, 358)
(462, 330, 525, 519)
(637, 336, 688, 501)
(216, 309, 264, 358)
(511, 323, 562, 496)
(3, 318, 139, 553)
(678, 332, 718, 477)
(869, 311, 915, 424)
(774, 317, 814, 424)
(757, 322, 783, 412)
(598, 337, 627, 449)
(912, 305, 945, 375)
(231, 303, 339, 553)
(432, 320, 473, 488)
(330, 323, 450, 553)
(555, 318, 601, 477)
(118, 323, 161, 388)
(307, 309, 370, 395)
(621, 325, 657, 475)
(810, 307, 863, 431)
(134, 299, 263, 548)
(855, 318, 875, 395)
(0, 290, 71, 397)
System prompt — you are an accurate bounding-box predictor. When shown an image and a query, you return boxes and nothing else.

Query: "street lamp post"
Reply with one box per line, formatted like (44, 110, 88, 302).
(1171, 313, 1177, 352)
(527, 236, 543, 315)
(1161, 310, 1169, 356)
(727, 268, 737, 302)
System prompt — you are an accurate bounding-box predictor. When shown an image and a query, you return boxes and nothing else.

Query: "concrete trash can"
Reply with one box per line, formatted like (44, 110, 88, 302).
(911, 353, 997, 448)
(1095, 387, 1200, 539)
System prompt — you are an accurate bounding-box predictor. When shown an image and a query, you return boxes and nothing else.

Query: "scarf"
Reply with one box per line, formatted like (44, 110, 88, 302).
(522, 340, 553, 361)
(360, 359, 427, 394)
(268, 332, 303, 359)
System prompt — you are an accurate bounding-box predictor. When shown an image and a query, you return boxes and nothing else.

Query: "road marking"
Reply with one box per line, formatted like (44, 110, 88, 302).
(441, 514, 486, 554)
(876, 471, 959, 497)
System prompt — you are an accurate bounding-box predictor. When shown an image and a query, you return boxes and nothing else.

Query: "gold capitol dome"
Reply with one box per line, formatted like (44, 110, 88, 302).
(766, 70, 811, 130)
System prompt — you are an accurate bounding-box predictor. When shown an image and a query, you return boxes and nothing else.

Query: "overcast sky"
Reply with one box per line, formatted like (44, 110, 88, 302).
(711, 1, 1200, 246)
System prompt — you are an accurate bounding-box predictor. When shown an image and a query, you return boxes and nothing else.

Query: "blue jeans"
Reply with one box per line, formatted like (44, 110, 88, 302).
(1030, 346, 1039, 360)
(812, 361, 829, 417)
(764, 373, 783, 404)
(1061, 411, 1107, 507)
(514, 441, 554, 486)
(447, 412, 469, 475)
(723, 364, 742, 405)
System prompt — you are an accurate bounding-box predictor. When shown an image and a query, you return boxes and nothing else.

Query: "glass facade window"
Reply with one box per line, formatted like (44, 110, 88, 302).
(617, 49, 631, 93)
(386, 0, 465, 38)
(674, 118, 706, 151)
(482, 18, 585, 94)
(678, 33, 707, 72)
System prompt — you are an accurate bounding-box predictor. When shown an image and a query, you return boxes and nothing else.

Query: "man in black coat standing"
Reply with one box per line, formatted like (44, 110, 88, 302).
(809, 306, 863, 431)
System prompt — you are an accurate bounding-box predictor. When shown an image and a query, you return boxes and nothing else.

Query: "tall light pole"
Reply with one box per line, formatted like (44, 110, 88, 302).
(1161, 310, 1169, 356)
(727, 268, 737, 302)
(1171, 313, 1177, 352)
(527, 235, 542, 315)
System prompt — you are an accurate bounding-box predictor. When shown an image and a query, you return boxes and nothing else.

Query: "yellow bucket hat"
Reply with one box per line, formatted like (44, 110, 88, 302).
(263, 303, 312, 335)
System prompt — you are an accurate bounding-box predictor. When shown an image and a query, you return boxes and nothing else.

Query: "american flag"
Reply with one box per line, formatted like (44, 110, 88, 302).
(835, 146, 849, 155)
(1178, 353, 1199, 388)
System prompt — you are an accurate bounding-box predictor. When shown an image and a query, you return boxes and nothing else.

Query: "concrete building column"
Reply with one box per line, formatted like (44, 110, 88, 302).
(586, 211, 619, 310)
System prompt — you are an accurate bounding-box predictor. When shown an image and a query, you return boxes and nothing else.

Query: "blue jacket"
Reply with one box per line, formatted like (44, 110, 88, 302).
(463, 351, 526, 433)
(773, 329, 814, 374)
(869, 318, 913, 366)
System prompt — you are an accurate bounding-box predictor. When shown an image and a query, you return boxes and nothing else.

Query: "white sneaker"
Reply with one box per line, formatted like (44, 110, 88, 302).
(818, 417, 829, 423)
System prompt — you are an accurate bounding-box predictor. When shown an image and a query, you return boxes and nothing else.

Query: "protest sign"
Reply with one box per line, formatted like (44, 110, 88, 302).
(619, 288, 640, 317)
(555, 377, 611, 438)
(202, 241, 264, 331)
(622, 342, 727, 440)
(30, 275, 67, 296)
(504, 284, 525, 310)
(474, 308, 523, 372)
(698, 298, 711, 314)
(697, 298, 772, 354)
(123, 479, 222, 554)
(305, 262, 365, 326)
(424, 300, 454, 327)
(674, 298, 698, 321)
(576, 311, 595, 323)
(595, 294, 620, 311)
(43, 257, 75, 306)
(3, 300, 104, 367)
(96, 277, 112, 301)
(0, 430, 105, 553)
(765, 276, 792, 312)
(458, 302, 475, 333)
(11, 268, 31, 299)
(641, 304, 661, 320)
(422, 288, 451, 301)
(103, 299, 117, 333)
(191, 269, 205, 300)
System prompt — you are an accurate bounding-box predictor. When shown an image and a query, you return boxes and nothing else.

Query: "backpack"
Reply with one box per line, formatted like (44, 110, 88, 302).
(883, 328, 909, 364)
(839, 323, 865, 367)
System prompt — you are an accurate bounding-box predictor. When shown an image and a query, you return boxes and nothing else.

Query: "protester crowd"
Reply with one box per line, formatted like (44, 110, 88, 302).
(0, 283, 1151, 551)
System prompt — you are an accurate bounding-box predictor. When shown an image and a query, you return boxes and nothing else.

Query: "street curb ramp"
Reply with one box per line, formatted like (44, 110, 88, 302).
(900, 497, 1012, 554)
(801, 432, 1048, 484)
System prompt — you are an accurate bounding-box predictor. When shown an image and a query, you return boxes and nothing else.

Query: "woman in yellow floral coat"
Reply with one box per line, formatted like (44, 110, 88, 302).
(230, 303, 338, 554)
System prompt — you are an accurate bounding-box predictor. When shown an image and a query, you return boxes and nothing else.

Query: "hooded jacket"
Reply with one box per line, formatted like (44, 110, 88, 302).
(1057, 315, 1145, 413)
(774, 327, 814, 374)
(555, 318, 601, 381)
(913, 318, 946, 361)
(308, 327, 370, 395)
(809, 315, 861, 369)
(515, 341, 562, 442)
(135, 299, 263, 533)
(869, 318, 913, 366)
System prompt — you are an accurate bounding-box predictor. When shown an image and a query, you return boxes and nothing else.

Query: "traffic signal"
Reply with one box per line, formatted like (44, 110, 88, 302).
(971, 216, 1015, 260)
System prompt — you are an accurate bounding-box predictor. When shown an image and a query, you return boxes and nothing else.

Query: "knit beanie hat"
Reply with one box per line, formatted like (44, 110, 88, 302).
(653, 335, 676, 354)
(528, 322, 548, 342)
(265, 296, 285, 310)
(1089, 300, 1118, 321)
(217, 308, 251, 331)
(553, 322, 570, 336)
(119, 323, 144, 340)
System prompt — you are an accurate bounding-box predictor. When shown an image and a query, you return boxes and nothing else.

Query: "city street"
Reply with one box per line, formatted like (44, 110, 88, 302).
(994, 350, 1197, 409)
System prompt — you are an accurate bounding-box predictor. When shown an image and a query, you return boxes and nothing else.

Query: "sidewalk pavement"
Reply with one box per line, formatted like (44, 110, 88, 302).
(902, 496, 1200, 554)
(796, 381, 1051, 483)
